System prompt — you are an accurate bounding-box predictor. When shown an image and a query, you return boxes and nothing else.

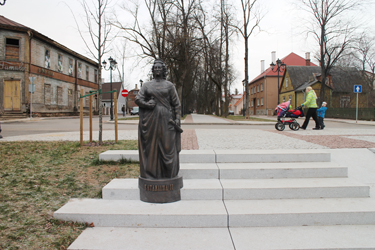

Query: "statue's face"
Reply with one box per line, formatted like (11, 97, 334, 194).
(154, 63, 163, 77)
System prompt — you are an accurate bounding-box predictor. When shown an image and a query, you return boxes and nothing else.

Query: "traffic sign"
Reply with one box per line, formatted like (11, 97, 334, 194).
(121, 89, 129, 97)
(354, 85, 362, 93)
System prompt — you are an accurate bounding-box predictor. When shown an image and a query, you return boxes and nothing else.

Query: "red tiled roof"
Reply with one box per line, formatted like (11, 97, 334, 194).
(0, 15, 28, 28)
(249, 52, 318, 84)
(234, 93, 245, 107)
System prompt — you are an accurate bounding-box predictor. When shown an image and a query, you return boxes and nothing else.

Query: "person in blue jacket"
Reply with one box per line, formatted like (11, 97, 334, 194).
(317, 102, 327, 130)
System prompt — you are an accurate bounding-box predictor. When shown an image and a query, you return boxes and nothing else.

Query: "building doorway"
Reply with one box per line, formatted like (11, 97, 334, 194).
(4, 80, 21, 111)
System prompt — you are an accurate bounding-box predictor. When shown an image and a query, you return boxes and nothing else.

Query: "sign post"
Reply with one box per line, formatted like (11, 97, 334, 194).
(28, 77, 36, 119)
(354, 85, 362, 123)
(121, 89, 128, 119)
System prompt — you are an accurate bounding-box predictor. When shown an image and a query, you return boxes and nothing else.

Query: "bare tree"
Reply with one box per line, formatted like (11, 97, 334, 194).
(72, 0, 112, 144)
(230, 0, 261, 118)
(354, 32, 375, 106)
(299, 0, 364, 105)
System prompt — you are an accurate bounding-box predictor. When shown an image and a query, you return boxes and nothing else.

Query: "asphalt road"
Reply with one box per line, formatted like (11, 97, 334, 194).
(1, 115, 374, 138)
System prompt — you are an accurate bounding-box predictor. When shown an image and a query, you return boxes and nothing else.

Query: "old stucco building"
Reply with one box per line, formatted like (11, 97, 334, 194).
(0, 15, 99, 118)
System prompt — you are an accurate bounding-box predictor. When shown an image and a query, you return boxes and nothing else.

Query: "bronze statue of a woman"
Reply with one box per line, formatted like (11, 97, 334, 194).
(135, 59, 183, 203)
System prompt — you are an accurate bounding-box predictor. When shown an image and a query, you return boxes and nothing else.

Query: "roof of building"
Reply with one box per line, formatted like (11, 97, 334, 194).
(329, 67, 365, 92)
(289, 66, 364, 93)
(0, 15, 98, 66)
(234, 93, 245, 107)
(102, 82, 123, 100)
(286, 66, 321, 90)
(0, 15, 28, 28)
(249, 52, 318, 84)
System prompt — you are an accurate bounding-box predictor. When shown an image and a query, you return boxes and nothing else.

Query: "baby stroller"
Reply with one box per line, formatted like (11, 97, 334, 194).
(275, 100, 304, 131)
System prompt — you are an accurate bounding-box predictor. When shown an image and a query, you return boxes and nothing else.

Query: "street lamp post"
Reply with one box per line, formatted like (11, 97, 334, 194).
(102, 57, 117, 121)
(270, 58, 286, 104)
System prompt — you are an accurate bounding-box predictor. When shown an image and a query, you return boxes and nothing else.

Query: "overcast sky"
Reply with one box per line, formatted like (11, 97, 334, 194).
(2, 0, 374, 92)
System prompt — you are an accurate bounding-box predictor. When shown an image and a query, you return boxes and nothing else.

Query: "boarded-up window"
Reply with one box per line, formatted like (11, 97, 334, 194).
(5, 38, 19, 61)
(68, 59, 73, 76)
(78, 63, 82, 78)
(45, 49, 50, 69)
(85, 92, 89, 107)
(68, 89, 73, 108)
(58, 54, 63, 72)
(44, 84, 51, 104)
(86, 66, 89, 81)
(57, 87, 63, 105)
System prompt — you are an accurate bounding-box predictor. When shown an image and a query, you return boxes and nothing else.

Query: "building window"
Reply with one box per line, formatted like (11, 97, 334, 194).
(57, 87, 63, 105)
(283, 96, 285, 102)
(86, 66, 89, 81)
(58, 54, 63, 72)
(45, 49, 50, 69)
(251, 87, 253, 95)
(286, 78, 289, 87)
(340, 96, 350, 108)
(68, 89, 73, 107)
(289, 95, 292, 101)
(261, 83, 263, 91)
(257, 85, 260, 92)
(5, 38, 20, 61)
(69, 59, 74, 76)
(261, 98, 263, 106)
(78, 62, 82, 78)
(94, 69, 98, 83)
(251, 100, 253, 107)
(257, 99, 260, 106)
(44, 84, 51, 104)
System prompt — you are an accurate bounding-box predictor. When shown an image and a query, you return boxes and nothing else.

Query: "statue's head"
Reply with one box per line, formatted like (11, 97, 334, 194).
(152, 59, 167, 79)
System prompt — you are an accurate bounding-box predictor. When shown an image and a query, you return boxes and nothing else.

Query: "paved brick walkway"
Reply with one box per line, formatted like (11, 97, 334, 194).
(181, 115, 199, 150)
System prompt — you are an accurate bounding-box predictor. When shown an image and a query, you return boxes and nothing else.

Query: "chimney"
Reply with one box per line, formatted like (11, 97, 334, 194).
(305, 52, 311, 66)
(261, 60, 265, 73)
(271, 51, 276, 64)
(135, 84, 138, 89)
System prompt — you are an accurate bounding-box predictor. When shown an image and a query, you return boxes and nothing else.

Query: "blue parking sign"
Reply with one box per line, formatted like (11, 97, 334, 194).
(354, 85, 362, 93)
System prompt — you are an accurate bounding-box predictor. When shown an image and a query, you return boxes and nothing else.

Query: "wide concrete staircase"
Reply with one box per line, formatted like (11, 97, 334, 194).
(54, 150, 375, 250)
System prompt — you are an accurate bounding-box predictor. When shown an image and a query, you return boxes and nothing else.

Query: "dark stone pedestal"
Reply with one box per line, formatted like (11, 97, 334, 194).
(139, 176, 183, 203)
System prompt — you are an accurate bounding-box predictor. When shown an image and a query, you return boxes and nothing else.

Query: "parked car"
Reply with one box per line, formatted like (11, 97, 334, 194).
(130, 107, 139, 115)
(228, 110, 234, 115)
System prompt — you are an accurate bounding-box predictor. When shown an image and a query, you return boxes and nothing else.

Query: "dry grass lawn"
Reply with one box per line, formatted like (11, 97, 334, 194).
(0, 140, 139, 249)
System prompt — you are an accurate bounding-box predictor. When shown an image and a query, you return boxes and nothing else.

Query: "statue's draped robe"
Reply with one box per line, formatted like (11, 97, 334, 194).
(135, 80, 181, 179)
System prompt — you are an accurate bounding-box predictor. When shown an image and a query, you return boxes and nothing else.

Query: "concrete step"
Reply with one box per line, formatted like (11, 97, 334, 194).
(230, 225, 375, 250)
(99, 149, 330, 163)
(221, 178, 369, 200)
(54, 199, 228, 227)
(181, 162, 347, 179)
(226, 198, 375, 227)
(67, 225, 375, 250)
(68, 227, 235, 250)
(54, 198, 375, 228)
(102, 178, 369, 200)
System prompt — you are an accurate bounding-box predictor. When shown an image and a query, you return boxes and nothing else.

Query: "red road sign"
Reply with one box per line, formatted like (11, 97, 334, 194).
(121, 89, 129, 97)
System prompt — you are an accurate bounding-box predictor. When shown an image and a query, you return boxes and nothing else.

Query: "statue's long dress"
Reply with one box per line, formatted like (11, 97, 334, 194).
(135, 80, 181, 179)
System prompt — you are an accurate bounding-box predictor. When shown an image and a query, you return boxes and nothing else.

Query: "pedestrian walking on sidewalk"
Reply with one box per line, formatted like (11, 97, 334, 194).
(300, 86, 320, 130)
(121, 105, 125, 117)
(317, 101, 327, 129)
